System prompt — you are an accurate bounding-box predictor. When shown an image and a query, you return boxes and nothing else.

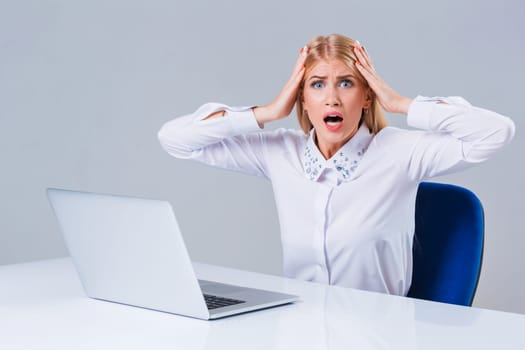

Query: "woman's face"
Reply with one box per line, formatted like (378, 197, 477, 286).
(302, 58, 370, 159)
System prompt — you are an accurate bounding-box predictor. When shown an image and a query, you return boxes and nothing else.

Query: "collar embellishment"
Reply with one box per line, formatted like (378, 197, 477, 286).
(302, 125, 372, 182)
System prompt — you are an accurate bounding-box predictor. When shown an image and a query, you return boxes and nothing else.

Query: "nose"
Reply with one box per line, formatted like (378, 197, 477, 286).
(324, 85, 341, 107)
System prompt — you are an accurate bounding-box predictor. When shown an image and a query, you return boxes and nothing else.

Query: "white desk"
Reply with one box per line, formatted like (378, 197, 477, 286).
(1, 258, 524, 349)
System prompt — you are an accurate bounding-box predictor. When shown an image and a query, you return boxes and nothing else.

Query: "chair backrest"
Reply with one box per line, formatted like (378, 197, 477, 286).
(407, 182, 484, 306)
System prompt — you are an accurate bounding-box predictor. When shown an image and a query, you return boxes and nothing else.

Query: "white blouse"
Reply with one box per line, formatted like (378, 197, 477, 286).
(158, 96, 515, 296)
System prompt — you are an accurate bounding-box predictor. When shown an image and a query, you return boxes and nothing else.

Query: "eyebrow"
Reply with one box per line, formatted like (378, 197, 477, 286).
(308, 74, 356, 81)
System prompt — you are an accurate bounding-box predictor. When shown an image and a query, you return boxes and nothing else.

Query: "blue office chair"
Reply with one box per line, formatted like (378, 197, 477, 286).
(407, 182, 484, 306)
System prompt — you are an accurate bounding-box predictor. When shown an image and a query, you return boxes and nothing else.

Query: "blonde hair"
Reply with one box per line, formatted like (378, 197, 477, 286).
(296, 34, 387, 135)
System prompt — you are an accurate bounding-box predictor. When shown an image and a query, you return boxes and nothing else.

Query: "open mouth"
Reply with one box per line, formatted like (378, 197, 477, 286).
(324, 115, 343, 123)
(323, 114, 343, 130)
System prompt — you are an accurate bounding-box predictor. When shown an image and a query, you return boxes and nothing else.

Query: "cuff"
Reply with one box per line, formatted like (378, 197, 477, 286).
(194, 103, 262, 134)
(407, 95, 471, 130)
(406, 96, 442, 130)
(228, 107, 262, 134)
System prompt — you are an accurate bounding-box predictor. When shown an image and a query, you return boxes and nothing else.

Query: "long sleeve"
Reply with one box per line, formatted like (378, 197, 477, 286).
(158, 103, 271, 177)
(378, 96, 515, 180)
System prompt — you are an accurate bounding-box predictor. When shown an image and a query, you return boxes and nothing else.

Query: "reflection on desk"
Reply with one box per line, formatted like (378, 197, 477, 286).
(1, 258, 524, 350)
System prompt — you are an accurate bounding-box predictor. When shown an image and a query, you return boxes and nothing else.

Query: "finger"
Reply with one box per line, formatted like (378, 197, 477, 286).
(291, 46, 308, 75)
(288, 64, 305, 89)
(360, 45, 374, 67)
(353, 41, 373, 71)
(355, 61, 380, 92)
(284, 46, 307, 90)
(281, 50, 306, 97)
(355, 60, 375, 82)
(354, 41, 372, 65)
(355, 61, 393, 111)
(354, 46, 374, 72)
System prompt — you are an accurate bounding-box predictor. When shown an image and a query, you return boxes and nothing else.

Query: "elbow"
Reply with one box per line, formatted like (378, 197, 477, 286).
(481, 115, 516, 149)
(501, 117, 516, 146)
(157, 122, 192, 159)
(157, 123, 172, 152)
(157, 123, 171, 149)
(463, 117, 516, 163)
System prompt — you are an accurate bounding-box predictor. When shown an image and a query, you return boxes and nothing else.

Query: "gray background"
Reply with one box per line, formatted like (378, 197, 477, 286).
(1, 0, 523, 313)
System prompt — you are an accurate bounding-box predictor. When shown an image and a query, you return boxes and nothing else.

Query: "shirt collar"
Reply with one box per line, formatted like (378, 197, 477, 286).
(303, 124, 373, 182)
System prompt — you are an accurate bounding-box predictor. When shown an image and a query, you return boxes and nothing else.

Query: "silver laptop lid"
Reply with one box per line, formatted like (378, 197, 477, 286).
(47, 188, 209, 319)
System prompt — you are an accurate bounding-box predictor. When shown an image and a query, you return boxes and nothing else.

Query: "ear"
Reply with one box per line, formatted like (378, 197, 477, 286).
(363, 89, 372, 109)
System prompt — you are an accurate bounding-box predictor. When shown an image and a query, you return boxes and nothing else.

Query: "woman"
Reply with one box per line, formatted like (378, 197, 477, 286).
(158, 34, 515, 296)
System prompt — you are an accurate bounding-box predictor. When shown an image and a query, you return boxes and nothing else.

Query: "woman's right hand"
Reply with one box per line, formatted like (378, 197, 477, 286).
(254, 46, 308, 127)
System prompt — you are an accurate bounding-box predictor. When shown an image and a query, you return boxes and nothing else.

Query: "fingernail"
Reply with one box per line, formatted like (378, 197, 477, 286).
(356, 40, 361, 47)
(301, 46, 308, 55)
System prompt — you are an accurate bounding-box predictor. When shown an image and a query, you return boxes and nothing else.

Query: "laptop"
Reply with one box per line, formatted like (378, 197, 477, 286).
(47, 188, 298, 320)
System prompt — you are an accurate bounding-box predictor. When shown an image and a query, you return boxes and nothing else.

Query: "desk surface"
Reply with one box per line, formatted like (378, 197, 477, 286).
(1, 258, 524, 350)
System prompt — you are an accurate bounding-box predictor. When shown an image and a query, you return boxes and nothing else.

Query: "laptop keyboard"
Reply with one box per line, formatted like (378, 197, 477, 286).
(203, 294, 246, 310)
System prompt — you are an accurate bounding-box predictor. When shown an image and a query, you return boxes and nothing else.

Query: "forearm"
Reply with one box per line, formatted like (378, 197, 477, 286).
(204, 105, 280, 129)
(158, 103, 261, 158)
(395, 95, 413, 115)
(253, 105, 281, 128)
(408, 96, 515, 163)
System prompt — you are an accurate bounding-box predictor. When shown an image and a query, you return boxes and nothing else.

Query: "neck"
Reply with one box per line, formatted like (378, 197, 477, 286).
(317, 142, 342, 160)
(315, 127, 359, 160)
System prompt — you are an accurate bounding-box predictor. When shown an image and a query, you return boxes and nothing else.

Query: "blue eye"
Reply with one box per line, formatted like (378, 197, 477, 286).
(311, 81, 324, 89)
(340, 79, 353, 88)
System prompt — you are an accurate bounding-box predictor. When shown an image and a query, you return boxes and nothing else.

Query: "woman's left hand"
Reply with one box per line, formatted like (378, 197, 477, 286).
(354, 42, 413, 115)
